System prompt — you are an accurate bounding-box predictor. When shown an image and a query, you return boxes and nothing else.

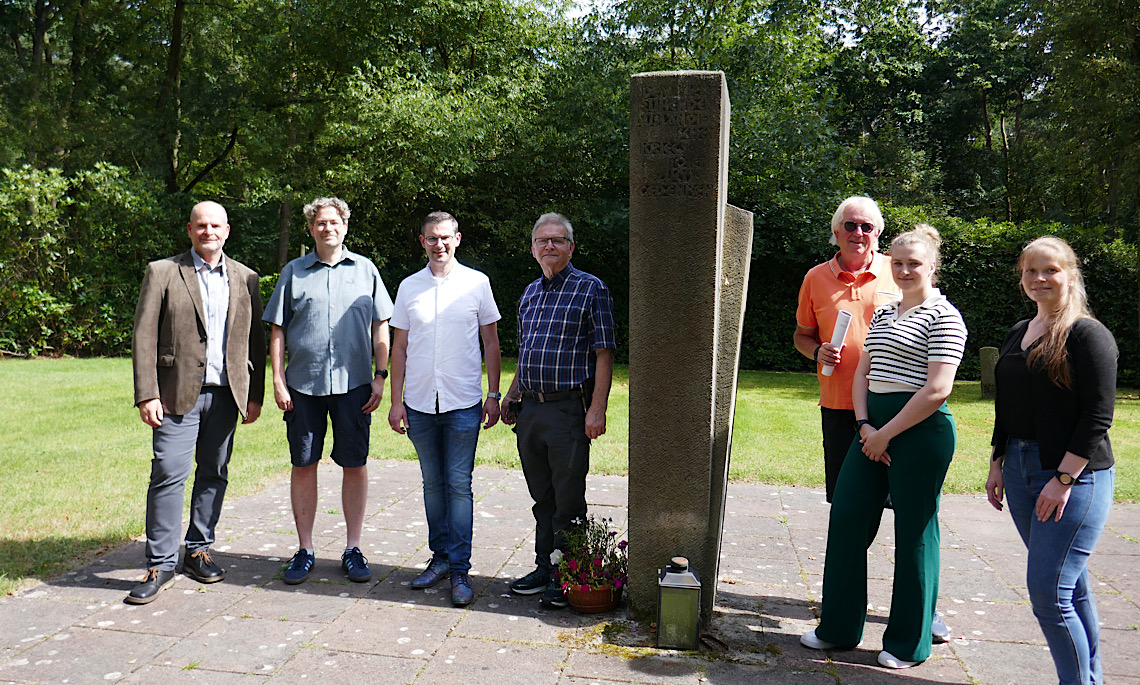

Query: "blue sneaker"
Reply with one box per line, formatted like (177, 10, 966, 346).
(341, 547, 372, 583)
(451, 572, 474, 606)
(411, 558, 450, 589)
(283, 549, 314, 585)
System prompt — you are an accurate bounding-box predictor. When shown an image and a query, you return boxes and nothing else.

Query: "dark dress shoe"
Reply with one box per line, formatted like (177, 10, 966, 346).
(183, 548, 225, 583)
(125, 568, 176, 604)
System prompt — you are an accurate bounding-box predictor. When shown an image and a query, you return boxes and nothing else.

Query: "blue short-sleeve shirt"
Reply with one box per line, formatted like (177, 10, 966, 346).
(264, 248, 394, 396)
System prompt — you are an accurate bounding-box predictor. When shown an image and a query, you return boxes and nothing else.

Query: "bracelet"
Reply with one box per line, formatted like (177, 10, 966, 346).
(812, 345, 822, 363)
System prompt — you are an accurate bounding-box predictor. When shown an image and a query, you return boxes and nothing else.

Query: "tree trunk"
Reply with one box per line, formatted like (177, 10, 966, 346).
(26, 0, 55, 165)
(1000, 114, 1012, 222)
(980, 88, 993, 151)
(157, 0, 187, 194)
(67, 0, 91, 141)
(277, 195, 293, 268)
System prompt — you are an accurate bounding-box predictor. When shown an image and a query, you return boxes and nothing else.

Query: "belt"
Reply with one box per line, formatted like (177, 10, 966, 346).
(521, 388, 585, 403)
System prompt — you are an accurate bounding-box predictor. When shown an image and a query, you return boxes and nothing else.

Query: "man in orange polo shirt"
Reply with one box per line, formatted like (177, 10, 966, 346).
(793, 195, 950, 643)
(795, 196, 897, 504)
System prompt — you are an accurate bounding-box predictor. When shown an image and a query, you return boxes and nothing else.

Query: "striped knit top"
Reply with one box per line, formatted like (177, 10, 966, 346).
(864, 290, 968, 392)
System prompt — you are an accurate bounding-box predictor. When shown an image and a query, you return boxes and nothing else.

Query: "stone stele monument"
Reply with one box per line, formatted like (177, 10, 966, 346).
(627, 70, 754, 627)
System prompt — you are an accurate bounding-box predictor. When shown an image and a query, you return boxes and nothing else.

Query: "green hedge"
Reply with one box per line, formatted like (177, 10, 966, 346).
(1, 165, 1136, 388)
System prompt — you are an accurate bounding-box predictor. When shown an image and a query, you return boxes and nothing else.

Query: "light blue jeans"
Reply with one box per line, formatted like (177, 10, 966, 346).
(405, 403, 482, 573)
(1003, 438, 1114, 685)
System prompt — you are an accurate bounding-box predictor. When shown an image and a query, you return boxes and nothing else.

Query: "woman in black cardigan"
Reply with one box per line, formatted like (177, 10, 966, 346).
(986, 236, 1117, 685)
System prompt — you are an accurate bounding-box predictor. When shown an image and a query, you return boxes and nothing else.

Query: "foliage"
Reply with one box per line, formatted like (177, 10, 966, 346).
(554, 515, 629, 592)
(0, 0, 1138, 374)
(0, 164, 176, 356)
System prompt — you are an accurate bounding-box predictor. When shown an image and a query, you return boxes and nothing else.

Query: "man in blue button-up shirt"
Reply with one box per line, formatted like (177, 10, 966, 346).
(501, 212, 616, 609)
(264, 197, 393, 586)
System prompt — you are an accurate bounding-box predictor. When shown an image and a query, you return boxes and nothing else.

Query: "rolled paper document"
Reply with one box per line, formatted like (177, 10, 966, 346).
(821, 309, 853, 377)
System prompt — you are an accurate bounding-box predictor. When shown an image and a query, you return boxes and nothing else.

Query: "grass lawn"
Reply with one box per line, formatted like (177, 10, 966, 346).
(1, 357, 1136, 596)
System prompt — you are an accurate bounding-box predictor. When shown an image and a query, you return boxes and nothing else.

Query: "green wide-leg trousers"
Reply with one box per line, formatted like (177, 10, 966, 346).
(815, 391, 955, 663)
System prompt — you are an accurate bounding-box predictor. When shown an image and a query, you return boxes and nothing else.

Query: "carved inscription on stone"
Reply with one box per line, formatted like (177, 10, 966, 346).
(632, 80, 720, 199)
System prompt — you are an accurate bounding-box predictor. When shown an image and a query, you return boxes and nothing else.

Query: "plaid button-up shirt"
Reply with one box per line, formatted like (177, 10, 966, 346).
(516, 263, 616, 393)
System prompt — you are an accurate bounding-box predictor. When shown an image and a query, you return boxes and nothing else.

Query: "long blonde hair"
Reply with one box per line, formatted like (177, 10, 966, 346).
(1019, 237, 1091, 389)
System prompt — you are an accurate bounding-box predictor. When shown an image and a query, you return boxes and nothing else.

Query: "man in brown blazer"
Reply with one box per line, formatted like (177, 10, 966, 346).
(129, 200, 266, 604)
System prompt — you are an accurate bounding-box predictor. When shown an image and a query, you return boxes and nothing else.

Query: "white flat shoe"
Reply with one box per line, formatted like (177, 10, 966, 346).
(800, 629, 837, 650)
(878, 650, 921, 669)
(800, 629, 861, 650)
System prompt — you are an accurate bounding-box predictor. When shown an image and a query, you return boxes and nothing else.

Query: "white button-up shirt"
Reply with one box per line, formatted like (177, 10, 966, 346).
(390, 262, 501, 414)
(191, 249, 230, 386)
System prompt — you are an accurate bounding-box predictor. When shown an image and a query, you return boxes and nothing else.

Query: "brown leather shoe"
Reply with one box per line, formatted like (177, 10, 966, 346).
(125, 568, 176, 604)
(183, 548, 225, 583)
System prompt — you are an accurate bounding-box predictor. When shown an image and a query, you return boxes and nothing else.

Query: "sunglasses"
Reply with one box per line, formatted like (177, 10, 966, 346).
(843, 221, 876, 234)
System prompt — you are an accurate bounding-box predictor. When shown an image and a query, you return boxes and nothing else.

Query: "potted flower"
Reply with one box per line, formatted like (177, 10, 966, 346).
(553, 515, 629, 613)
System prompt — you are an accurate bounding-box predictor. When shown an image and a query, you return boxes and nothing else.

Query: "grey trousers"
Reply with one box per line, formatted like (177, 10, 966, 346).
(146, 387, 238, 570)
(515, 397, 590, 572)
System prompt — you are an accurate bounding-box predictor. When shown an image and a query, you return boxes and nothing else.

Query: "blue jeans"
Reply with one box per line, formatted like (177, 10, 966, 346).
(406, 403, 482, 573)
(1003, 438, 1114, 685)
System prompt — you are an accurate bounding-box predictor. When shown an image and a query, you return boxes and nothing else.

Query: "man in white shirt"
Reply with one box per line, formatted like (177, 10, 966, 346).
(388, 211, 502, 606)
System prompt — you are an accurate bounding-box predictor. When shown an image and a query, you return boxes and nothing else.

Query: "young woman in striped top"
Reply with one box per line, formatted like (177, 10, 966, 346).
(801, 224, 967, 669)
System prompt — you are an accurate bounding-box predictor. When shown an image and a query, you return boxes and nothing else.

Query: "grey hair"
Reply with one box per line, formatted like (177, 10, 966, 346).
(532, 212, 574, 242)
(829, 196, 883, 250)
(422, 211, 459, 234)
(303, 197, 350, 223)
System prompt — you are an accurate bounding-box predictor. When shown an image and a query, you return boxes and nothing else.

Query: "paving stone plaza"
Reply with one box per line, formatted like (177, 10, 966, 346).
(1, 458, 1137, 684)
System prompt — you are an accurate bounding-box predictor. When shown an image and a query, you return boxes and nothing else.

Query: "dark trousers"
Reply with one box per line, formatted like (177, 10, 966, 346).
(820, 407, 856, 503)
(515, 397, 590, 572)
(147, 387, 237, 570)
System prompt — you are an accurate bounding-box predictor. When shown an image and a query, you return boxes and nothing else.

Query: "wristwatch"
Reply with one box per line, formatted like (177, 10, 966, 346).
(487, 392, 503, 401)
(1055, 471, 1075, 486)
(854, 419, 872, 431)
(375, 368, 388, 379)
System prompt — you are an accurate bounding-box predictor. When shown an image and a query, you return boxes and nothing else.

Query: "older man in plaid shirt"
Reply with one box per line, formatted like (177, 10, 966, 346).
(502, 212, 616, 609)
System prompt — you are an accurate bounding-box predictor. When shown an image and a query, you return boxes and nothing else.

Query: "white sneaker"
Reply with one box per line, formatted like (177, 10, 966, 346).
(932, 612, 950, 643)
(800, 629, 861, 650)
(878, 650, 921, 669)
(800, 629, 837, 650)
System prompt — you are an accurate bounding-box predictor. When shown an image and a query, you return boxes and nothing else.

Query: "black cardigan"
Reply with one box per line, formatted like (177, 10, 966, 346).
(991, 317, 1117, 471)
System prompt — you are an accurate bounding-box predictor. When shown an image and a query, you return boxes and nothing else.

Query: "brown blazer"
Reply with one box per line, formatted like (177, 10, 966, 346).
(132, 251, 266, 418)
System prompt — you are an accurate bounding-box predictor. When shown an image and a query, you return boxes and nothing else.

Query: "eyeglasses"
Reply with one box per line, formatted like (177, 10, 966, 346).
(423, 235, 457, 245)
(533, 237, 570, 248)
(844, 221, 876, 234)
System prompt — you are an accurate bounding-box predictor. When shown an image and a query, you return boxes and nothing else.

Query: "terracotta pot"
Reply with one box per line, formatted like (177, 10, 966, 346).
(567, 584, 622, 613)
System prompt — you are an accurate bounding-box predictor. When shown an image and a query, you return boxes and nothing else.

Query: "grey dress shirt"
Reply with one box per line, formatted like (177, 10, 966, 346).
(264, 248, 393, 396)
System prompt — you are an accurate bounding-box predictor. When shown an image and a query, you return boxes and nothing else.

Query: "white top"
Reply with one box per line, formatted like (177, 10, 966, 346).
(864, 289, 967, 392)
(191, 249, 230, 387)
(390, 262, 501, 413)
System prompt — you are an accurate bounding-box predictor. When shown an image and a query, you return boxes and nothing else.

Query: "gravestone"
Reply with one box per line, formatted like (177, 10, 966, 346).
(980, 346, 999, 399)
(627, 71, 754, 626)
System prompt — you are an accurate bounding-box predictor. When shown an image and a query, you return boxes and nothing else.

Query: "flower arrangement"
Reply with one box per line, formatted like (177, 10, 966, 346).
(553, 515, 629, 593)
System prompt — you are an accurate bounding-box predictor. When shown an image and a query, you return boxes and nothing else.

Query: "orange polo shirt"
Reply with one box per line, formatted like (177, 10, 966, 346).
(796, 252, 899, 410)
